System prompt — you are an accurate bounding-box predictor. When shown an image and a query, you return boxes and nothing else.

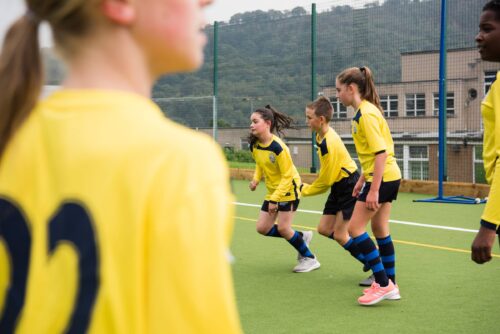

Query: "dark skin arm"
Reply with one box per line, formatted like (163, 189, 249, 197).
(471, 226, 497, 264)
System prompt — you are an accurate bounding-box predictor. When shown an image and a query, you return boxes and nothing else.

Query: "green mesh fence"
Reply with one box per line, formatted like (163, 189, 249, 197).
(149, 0, 496, 184)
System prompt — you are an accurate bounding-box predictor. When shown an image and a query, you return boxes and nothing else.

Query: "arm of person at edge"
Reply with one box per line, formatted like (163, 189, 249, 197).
(471, 224, 497, 264)
(471, 75, 500, 264)
(352, 173, 365, 198)
(366, 152, 387, 211)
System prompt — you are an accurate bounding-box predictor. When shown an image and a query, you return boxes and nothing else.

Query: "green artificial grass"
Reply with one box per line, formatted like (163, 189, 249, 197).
(229, 179, 500, 334)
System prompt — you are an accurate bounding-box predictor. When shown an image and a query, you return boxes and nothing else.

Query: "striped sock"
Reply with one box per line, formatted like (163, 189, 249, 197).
(353, 232, 389, 287)
(265, 225, 282, 238)
(343, 237, 366, 266)
(377, 235, 396, 284)
(288, 231, 314, 258)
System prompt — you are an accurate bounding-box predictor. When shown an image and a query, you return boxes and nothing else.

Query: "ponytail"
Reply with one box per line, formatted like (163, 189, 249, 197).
(0, 0, 98, 161)
(0, 14, 43, 159)
(337, 66, 383, 112)
(248, 105, 296, 147)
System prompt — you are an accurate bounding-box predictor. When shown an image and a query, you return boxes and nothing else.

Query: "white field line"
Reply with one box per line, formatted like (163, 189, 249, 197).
(234, 202, 478, 233)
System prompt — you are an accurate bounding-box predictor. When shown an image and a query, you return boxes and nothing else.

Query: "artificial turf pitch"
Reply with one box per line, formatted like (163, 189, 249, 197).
(229, 179, 500, 334)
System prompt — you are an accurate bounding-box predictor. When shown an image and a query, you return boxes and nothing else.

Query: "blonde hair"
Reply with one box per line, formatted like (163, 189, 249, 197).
(0, 0, 98, 159)
(336, 66, 382, 112)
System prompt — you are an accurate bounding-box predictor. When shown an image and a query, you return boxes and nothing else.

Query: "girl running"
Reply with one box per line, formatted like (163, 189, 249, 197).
(249, 105, 320, 273)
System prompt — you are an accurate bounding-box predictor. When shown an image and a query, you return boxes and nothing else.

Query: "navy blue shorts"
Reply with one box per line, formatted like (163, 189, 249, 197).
(261, 199, 300, 212)
(357, 179, 400, 203)
(323, 171, 359, 220)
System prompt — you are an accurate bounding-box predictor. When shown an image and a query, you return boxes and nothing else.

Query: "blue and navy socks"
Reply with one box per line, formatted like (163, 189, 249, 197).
(288, 231, 314, 258)
(353, 232, 389, 287)
(342, 237, 367, 267)
(329, 232, 367, 269)
(266, 226, 313, 258)
(265, 224, 282, 238)
(377, 235, 396, 284)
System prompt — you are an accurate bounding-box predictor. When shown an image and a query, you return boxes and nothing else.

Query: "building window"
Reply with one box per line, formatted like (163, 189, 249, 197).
(330, 97, 347, 119)
(433, 92, 455, 116)
(399, 144, 429, 180)
(394, 145, 404, 167)
(485, 71, 497, 95)
(408, 146, 429, 180)
(405, 93, 425, 117)
(474, 145, 486, 184)
(380, 95, 398, 118)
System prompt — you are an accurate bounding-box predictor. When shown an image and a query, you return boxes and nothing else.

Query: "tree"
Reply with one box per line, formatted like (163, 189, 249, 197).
(290, 6, 307, 17)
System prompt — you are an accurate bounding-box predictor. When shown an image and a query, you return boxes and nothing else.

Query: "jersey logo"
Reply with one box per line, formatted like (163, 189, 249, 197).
(269, 153, 276, 163)
(352, 123, 357, 134)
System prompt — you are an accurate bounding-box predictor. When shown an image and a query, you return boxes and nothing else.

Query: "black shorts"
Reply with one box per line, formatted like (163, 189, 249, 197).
(357, 179, 400, 203)
(261, 199, 300, 212)
(323, 171, 360, 220)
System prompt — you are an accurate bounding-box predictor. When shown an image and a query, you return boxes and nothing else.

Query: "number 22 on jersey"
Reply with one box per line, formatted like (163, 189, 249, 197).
(0, 198, 99, 334)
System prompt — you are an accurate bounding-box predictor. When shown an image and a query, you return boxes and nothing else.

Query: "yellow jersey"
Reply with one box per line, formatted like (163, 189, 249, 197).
(251, 135, 301, 202)
(0, 90, 242, 334)
(481, 72, 500, 227)
(351, 100, 401, 182)
(302, 127, 357, 196)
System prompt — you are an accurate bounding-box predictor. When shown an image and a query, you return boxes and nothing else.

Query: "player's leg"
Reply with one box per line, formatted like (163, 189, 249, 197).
(256, 201, 281, 237)
(317, 214, 336, 239)
(349, 201, 387, 284)
(331, 211, 367, 268)
(370, 202, 400, 300)
(277, 201, 320, 273)
(350, 183, 398, 305)
(371, 203, 395, 283)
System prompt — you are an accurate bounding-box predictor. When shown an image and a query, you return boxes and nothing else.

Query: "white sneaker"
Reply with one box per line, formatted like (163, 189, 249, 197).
(297, 231, 313, 260)
(293, 256, 321, 273)
(359, 274, 375, 287)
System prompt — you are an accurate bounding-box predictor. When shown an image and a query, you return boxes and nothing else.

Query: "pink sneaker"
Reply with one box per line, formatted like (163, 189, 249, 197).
(363, 283, 400, 300)
(358, 280, 398, 305)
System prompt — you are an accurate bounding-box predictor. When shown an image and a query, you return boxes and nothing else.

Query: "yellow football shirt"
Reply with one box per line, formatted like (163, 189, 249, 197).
(302, 127, 357, 196)
(0, 90, 242, 334)
(351, 100, 401, 182)
(251, 135, 301, 202)
(481, 72, 500, 227)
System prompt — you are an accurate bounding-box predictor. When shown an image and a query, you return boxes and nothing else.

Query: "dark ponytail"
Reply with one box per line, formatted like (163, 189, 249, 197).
(0, 15, 42, 159)
(336, 66, 383, 113)
(248, 105, 295, 147)
(0, 0, 98, 161)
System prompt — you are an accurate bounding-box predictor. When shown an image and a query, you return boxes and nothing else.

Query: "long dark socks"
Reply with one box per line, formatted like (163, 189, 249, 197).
(287, 231, 314, 258)
(377, 235, 396, 284)
(353, 232, 389, 287)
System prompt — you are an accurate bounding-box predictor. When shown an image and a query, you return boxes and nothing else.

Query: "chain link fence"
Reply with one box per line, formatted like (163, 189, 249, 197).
(151, 0, 495, 184)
